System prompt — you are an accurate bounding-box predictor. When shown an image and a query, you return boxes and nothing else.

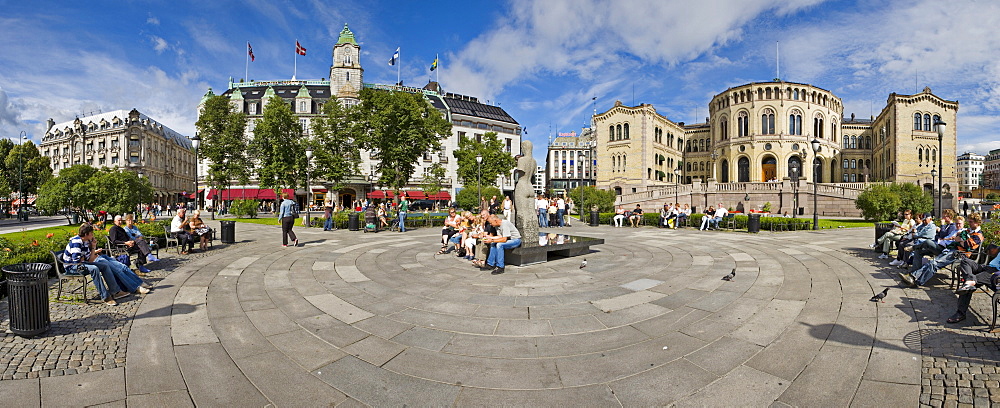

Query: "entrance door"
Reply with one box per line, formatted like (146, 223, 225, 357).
(738, 157, 750, 182)
(762, 157, 777, 181)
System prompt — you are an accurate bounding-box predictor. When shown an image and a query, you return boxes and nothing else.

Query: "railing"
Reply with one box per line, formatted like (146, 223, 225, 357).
(616, 181, 870, 205)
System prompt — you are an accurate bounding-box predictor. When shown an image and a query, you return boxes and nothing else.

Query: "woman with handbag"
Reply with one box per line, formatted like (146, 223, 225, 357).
(189, 210, 212, 252)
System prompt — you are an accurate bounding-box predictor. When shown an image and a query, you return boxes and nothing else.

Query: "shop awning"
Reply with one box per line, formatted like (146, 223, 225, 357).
(206, 188, 294, 200)
(12, 197, 36, 206)
(405, 191, 426, 199)
(427, 191, 451, 201)
(312, 188, 328, 193)
(366, 190, 396, 199)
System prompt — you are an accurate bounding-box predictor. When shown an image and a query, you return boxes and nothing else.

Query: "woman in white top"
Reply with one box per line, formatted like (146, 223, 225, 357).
(502, 196, 513, 221)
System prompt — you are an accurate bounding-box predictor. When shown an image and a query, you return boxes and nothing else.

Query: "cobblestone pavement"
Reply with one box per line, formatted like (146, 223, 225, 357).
(0, 222, 998, 406)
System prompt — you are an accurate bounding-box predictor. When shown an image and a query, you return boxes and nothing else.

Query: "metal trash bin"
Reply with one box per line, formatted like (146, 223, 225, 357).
(219, 220, 236, 244)
(348, 212, 360, 231)
(72, 213, 79, 224)
(590, 211, 599, 227)
(2, 263, 52, 337)
(747, 214, 761, 233)
(875, 222, 893, 243)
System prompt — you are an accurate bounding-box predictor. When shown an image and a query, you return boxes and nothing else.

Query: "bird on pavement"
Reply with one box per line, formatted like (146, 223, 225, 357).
(580, 259, 587, 269)
(870, 287, 889, 303)
(722, 268, 736, 281)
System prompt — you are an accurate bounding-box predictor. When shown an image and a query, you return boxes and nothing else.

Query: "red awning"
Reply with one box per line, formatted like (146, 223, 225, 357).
(427, 191, 451, 201)
(366, 191, 397, 199)
(205, 188, 294, 200)
(405, 191, 426, 199)
(312, 188, 328, 193)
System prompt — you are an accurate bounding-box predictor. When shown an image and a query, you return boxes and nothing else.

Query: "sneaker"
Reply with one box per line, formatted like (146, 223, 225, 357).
(888, 260, 903, 266)
(146, 255, 159, 263)
(104, 298, 118, 306)
(113, 291, 130, 300)
(282, 245, 288, 247)
(138, 265, 152, 274)
(491, 267, 505, 275)
(878, 253, 888, 259)
(955, 283, 976, 295)
(898, 272, 915, 287)
(293, 239, 299, 247)
(136, 286, 150, 295)
(869, 243, 877, 249)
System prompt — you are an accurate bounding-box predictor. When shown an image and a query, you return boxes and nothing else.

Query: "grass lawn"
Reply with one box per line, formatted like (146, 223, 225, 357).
(0, 225, 79, 244)
(227, 217, 282, 226)
(816, 219, 877, 229)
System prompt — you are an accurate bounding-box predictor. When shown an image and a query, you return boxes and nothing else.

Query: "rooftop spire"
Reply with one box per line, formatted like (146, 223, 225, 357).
(337, 24, 357, 45)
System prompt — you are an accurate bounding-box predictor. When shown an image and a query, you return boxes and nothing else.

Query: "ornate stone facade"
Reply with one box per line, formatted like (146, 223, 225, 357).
(39, 109, 196, 202)
(594, 82, 958, 206)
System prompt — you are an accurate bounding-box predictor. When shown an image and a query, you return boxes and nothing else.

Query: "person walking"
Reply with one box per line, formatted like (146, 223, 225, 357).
(398, 195, 409, 232)
(278, 192, 298, 247)
(323, 200, 334, 231)
(556, 195, 566, 227)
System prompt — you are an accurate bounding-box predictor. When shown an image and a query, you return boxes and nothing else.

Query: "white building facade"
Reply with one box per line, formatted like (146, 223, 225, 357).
(957, 152, 984, 192)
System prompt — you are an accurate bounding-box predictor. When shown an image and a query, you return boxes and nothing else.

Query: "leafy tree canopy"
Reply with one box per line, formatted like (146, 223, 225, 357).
(453, 131, 516, 188)
(455, 184, 501, 212)
(4, 140, 52, 195)
(195, 93, 251, 193)
(309, 96, 361, 189)
(568, 185, 616, 213)
(855, 183, 905, 221)
(249, 95, 305, 193)
(421, 162, 448, 195)
(889, 182, 933, 216)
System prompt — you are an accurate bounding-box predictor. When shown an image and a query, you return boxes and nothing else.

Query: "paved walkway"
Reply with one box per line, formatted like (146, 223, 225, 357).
(1, 222, 998, 406)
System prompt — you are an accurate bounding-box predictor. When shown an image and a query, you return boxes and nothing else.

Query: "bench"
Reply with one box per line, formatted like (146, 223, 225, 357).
(504, 234, 605, 266)
(50, 250, 91, 302)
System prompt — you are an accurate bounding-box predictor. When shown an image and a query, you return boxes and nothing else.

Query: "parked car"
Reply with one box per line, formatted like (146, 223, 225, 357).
(408, 200, 437, 211)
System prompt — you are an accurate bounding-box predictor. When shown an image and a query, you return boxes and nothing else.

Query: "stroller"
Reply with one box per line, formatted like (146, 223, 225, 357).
(363, 206, 379, 233)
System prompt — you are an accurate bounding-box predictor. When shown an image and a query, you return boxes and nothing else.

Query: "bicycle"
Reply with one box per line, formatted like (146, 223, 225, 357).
(387, 218, 401, 232)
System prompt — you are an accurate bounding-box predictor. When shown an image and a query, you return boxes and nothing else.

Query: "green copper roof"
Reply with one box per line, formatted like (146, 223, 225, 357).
(263, 86, 276, 99)
(295, 85, 311, 98)
(200, 87, 215, 104)
(337, 24, 357, 45)
(229, 88, 244, 100)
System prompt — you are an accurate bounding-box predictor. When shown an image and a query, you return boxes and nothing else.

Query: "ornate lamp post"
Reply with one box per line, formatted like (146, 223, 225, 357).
(190, 133, 201, 210)
(674, 167, 681, 206)
(811, 137, 821, 230)
(931, 169, 938, 216)
(305, 147, 313, 225)
(476, 154, 483, 211)
(934, 119, 947, 218)
(710, 151, 718, 180)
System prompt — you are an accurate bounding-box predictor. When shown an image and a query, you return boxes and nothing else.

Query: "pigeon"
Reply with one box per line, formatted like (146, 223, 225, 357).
(870, 287, 889, 303)
(722, 268, 736, 281)
(580, 259, 587, 269)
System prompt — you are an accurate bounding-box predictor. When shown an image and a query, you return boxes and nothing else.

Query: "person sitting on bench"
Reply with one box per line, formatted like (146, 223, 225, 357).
(948, 244, 1000, 323)
(108, 215, 155, 274)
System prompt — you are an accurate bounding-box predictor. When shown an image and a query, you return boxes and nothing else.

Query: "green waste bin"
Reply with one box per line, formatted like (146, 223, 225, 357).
(2, 263, 52, 337)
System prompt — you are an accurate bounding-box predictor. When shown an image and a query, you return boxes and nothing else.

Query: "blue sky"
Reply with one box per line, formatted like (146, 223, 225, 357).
(2, 0, 1000, 162)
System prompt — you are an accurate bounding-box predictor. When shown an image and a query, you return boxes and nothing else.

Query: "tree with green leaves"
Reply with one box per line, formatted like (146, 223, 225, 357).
(456, 184, 501, 211)
(79, 168, 154, 215)
(568, 185, 616, 213)
(0, 138, 14, 197)
(421, 162, 448, 195)
(249, 95, 305, 193)
(308, 96, 361, 190)
(195, 93, 251, 199)
(855, 184, 901, 221)
(356, 88, 452, 194)
(889, 182, 933, 215)
(36, 165, 99, 222)
(453, 131, 516, 188)
(4, 140, 52, 196)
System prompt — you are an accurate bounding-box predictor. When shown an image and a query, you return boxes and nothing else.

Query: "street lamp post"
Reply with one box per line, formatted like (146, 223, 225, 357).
(305, 147, 313, 226)
(931, 169, 938, 216)
(191, 133, 201, 211)
(17, 131, 26, 221)
(710, 151, 718, 180)
(935, 119, 947, 218)
(674, 168, 681, 206)
(811, 138, 821, 230)
(476, 154, 483, 211)
(137, 171, 145, 219)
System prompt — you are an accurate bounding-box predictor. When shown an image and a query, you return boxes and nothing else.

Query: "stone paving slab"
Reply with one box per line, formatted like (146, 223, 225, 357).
(5, 222, 999, 405)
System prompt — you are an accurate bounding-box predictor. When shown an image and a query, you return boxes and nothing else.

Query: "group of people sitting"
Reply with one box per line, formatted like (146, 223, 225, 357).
(658, 203, 692, 228)
(169, 208, 212, 254)
(699, 204, 729, 231)
(63, 223, 152, 306)
(436, 208, 522, 275)
(612, 204, 644, 227)
(871, 209, 997, 324)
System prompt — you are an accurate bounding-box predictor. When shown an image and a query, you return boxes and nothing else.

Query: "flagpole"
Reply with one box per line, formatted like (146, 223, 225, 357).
(293, 39, 297, 80)
(436, 53, 439, 84)
(245, 41, 249, 82)
(397, 48, 401, 85)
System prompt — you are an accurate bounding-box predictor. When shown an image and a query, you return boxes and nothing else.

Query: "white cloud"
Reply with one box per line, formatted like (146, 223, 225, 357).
(151, 35, 169, 54)
(443, 0, 827, 100)
(146, 14, 160, 25)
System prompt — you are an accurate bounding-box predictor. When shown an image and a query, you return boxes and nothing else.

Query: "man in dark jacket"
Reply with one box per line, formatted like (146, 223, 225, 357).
(108, 215, 153, 274)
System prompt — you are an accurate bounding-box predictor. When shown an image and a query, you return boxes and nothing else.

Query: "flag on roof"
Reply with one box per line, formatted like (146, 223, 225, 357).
(248, 42, 255, 62)
(296, 41, 306, 56)
(388, 47, 399, 66)
(430, 55, 438, 71)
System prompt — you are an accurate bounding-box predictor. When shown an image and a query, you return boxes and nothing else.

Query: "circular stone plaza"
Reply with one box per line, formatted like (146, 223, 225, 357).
(1, 222, 999, 407)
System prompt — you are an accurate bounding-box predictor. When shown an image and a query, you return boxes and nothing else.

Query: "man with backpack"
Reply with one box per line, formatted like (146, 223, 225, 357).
(279, 192, 299, 247)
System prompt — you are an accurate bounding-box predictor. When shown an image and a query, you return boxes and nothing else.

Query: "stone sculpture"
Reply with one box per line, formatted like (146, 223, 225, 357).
(513, 141, 538, 247)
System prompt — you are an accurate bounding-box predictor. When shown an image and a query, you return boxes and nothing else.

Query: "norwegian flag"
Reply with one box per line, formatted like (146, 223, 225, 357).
(295, 41, 306, 56)
(248, 42, 255, 62)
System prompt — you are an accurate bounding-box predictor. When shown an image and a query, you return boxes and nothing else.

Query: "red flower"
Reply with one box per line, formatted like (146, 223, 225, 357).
(31, 240, 39, 246)
(45, 233, 54, 239)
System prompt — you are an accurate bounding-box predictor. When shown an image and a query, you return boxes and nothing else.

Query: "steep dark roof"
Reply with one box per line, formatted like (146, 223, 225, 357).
(444, 96, 518, 124)
(426, 94, 447, 111)
(222, 85, 331, 100)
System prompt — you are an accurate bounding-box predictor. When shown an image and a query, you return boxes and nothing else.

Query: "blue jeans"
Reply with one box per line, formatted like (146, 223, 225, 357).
(557, 209, 565, 226)
(92, 254, 143, 293)
(80, 263, 119, 300)
(487, 238, 522, 269)
(912, 250, 959, 286)
(324, 215, 333, 230)
(538, 209, 548, 227)
(398, 211, 407, 232)
(709, 216, 722, 229)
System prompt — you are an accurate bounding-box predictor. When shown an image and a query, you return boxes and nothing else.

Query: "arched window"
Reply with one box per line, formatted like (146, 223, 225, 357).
(788, 156, 802, 180)
(738, 157, 750, 182)
(923, 114, 931, 131)
(738, 111, 749, 137)
(932, 149, 936, 163)
(914, 113, 922, 130)
(788, 110, 802, 135)
(624, 123, 630, 139)
(851, 135, 857, 149)
(609, 126, 615, 141)
(851, 159, 856, 169)
(843, 159, 849, 169)
(865, 136, 871, 149)
(616, 124, 622, 141)
(721, 159, 730, 182)
(687, 162, 692, 171)
(843, 136, 850, 149)
(918, 148, 923, 164)
(813, 116, 825, 138)
(699, 139, 705, 151)
(814, 158, 823, 183)
(793, 89, 799, 100)
(700, 161, 705, 172)
(766, 88, 772, 99)
(720, 118, 728, 140)
(623, 154, 626, 168)
(761, 109, 775, 134)
(933, 114, 941, 129)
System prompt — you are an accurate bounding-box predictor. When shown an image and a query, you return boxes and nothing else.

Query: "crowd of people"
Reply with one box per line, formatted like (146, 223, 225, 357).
(535, 194, 574, 228)
(436, 208, 522, 275)
(63, 223, 152, 306)
(870, 209, 998, 324)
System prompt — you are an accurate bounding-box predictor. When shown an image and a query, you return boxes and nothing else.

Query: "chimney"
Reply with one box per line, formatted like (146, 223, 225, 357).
(46, 118, 55, 132)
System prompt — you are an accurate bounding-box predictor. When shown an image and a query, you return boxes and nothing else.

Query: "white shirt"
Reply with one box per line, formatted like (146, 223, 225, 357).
(714, 207, 728, 218)
(170, 215, 186, 233)
(557, 198, 566, 210)
(536, 199, 548, 210)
